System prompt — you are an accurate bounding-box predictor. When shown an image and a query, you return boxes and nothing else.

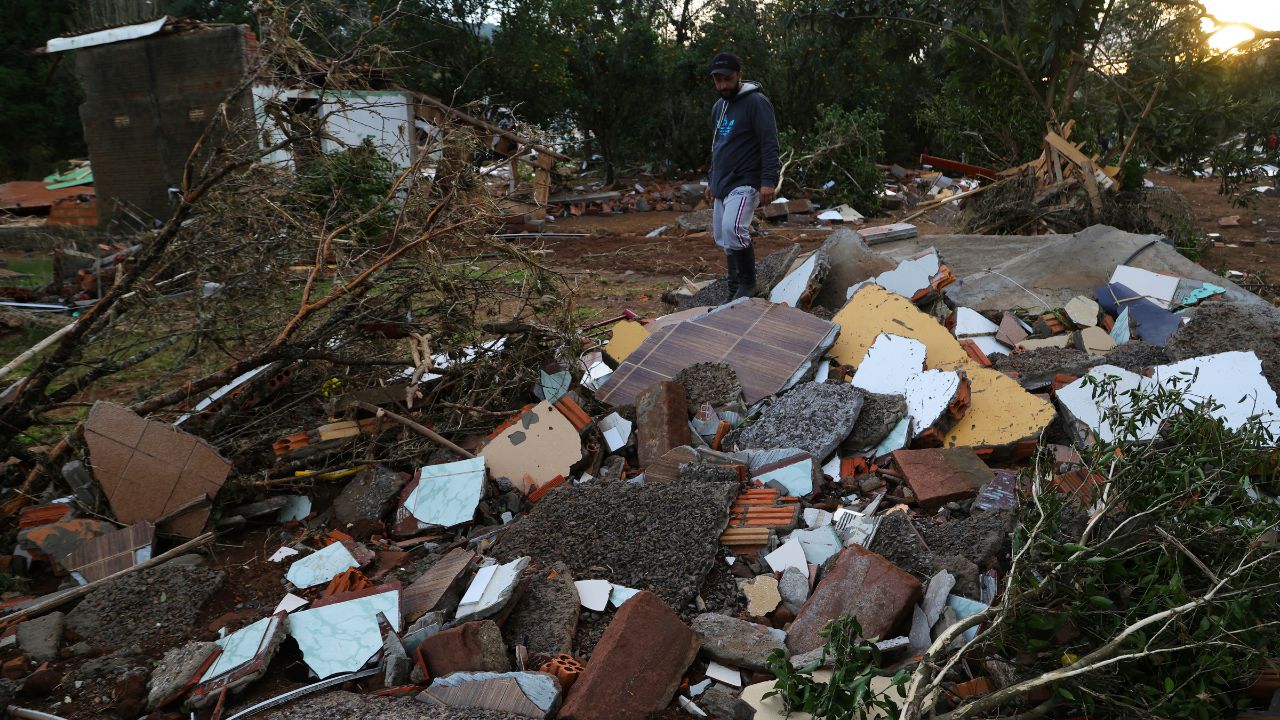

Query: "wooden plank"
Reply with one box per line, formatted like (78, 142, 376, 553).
(532, 153, 554, 206)
(919, 154, 998, 180)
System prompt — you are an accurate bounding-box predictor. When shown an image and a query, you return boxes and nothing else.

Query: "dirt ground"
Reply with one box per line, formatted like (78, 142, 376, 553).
(1151, 171, 1280, 285)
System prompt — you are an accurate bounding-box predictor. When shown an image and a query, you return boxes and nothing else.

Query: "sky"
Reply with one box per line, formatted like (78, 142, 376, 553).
(1202, 0, 1280, 51)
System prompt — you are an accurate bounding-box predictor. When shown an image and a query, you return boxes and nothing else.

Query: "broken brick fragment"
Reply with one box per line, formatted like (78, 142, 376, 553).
(558, 591, 698, 720)
(892, 447, 991, 510)
(634, 381, 692, 468)
(786, 546, 921, 655)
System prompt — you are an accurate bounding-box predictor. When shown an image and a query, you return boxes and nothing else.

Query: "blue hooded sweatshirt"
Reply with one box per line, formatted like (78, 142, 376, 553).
(709, 81, 780, 200)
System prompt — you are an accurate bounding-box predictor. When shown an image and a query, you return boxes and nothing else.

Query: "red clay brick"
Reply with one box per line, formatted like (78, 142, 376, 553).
(786, 546, 922, 655)
(634, 381, 691, 468)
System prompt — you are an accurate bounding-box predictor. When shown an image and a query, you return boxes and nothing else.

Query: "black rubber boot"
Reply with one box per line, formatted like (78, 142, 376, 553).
(732, 246, 756, 299)
(724, 250, 740, 298)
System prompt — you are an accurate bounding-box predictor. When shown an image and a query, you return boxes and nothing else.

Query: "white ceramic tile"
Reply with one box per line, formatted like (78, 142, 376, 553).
(608, 584, 640, 608)
(575, 579, 612, 611)
(286, 542, 358, 588)
(274, 593, 309, 615)
(599, 413, 633, 451)
(287, 589, 401, 679)
(706, 660, 743, 687)
(754, 455, 815, 497)
(405, 456, 485, 528)
(1110, 265, 1179, 308)
(201, 615, 281, 682)
(770, 254, 819, 307)
(903, 369, 961, 432)
(953, 308, 999, 338)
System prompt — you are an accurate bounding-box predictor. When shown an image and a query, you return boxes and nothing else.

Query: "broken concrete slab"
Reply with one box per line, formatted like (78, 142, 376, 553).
(404, 457, 485, 528)
(692, 613, 786, 671)
(83, 401, 231, 537)
(636, 381, 693, 467)
(504, 562, 579, 659)
(876, 225, 1266, 310)
(673, 362, 744, 412)
(701, 683, 755, 720)
(287, 585, 400, 679)
(416, 620, 511, 678)
(892, 448, 991, 510)
(814, 228, 896, 311)
(858, 222, 918, 245)
(600, 298, 839, 406)
(67, 564, 225, 652)
(146, 641, 218, 710)
(844, 392, 907, 450)
(16, 612, 63, 663)
(779, 566, 809, 613)
(786, 545, 922, 655)
(493, 478, 735, 609)
(558, 591, 699, 720)
(480, 401, 583, 494)
(455, 556, 529, 622)
(736, 381, 864, 461)
(420, 670, 561, 718)
(332, 465, 404, 525)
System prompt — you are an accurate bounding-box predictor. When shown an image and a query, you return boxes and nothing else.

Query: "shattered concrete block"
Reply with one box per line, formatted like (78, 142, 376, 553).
(558, 591, 699, 720)
(504, 562, 580, 660)
(692, 613, 787, 671)
(814, 228, 897, 311)
(332, 465, 405, 525)
(635, 381, 693, 468)
(700, 683, 755, 720)
(1016, 335, 1071, 352)
(382, 632, 413, 687)
(146, 641, 219, 710)
(737, 381, 864, 461)
(16, 612, 63, 663)
(892, 448, 991, 510)
(420, 670, 562, 718)
(416, 620, 511, 678)
(787, 546, 922, 655)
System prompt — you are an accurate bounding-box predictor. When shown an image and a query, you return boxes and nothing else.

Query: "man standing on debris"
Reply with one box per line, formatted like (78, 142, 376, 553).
(705, 52, 779, 300)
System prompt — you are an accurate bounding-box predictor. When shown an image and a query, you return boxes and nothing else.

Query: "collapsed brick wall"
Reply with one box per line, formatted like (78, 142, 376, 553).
(74, 25, 254, 226)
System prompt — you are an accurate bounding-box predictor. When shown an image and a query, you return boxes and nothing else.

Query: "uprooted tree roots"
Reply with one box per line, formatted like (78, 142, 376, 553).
(959, 173, 1202, 255)
(0, 3, 577, 508)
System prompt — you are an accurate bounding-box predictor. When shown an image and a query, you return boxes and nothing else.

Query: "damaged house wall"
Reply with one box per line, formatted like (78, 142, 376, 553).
(73, 24, 256, 225)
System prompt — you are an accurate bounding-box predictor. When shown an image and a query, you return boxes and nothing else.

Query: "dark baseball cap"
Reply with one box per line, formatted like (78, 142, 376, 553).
(709, 52, 741, 76)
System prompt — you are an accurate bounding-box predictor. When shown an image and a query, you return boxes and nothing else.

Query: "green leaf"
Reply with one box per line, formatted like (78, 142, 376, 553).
(1165, 676, 1175, 693)
(1087, 595, 1115, 607)
(1056, 686, 1076, 701)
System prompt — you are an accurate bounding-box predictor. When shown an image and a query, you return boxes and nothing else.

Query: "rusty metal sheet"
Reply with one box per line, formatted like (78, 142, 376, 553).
(0, 181, 93, 212)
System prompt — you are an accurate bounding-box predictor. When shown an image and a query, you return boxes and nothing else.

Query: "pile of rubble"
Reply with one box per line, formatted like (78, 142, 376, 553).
(1, 221, 1279, 720)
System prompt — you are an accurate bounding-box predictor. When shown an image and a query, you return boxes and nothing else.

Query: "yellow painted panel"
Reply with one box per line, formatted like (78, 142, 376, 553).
(945, 366, 1055, 448)
(603, 319, 650, 364)
(829, 284, 968, 370)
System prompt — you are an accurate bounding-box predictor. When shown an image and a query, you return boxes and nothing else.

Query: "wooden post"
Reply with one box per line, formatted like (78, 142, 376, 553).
(533, 153, 554, 207)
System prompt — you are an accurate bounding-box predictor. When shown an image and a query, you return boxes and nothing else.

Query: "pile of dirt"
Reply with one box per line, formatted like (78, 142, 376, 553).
(492, 479, 737, 609)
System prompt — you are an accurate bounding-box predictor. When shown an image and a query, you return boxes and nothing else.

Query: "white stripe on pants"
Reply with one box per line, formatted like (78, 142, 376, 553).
(712, 186, 759, 251)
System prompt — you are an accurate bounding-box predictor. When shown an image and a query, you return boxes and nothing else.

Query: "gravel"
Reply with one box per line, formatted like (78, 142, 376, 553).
(66, 564, 225, 652)
(493, 479, 737, 610)
(737, 381, 864, 460)
(674, 362, 743, 411)
(264, 691, 528, 719)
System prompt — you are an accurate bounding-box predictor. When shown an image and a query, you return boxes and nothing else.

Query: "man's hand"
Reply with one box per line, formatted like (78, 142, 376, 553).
(759, 186, 776, 204)
(704, 186, 712, 204)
